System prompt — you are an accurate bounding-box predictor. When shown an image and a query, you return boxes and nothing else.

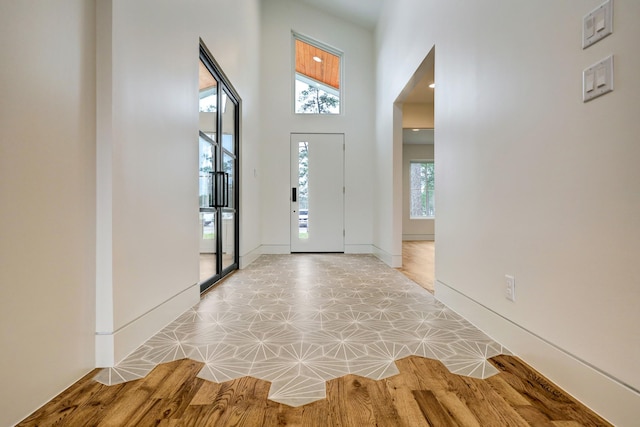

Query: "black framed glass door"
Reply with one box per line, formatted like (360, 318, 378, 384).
(198, 42, 240, 293)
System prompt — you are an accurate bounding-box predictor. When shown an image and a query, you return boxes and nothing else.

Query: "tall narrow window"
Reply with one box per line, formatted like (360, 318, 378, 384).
(294, 34, 342, 114)
(410, 161, 435, 218)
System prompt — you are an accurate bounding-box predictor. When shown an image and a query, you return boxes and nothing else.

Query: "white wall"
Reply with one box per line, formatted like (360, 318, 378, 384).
(0, 0, 261, 422)
(376, 0, 640, 423)
(260, 0, 375, 254)
(0, 1, 96, 425)
(95, 0, 262, 365)
(402, 144, 434, 240)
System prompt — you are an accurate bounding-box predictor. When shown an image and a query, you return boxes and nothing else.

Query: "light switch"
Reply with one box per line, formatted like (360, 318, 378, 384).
(583, 55, 614, 102)
(585, 71, 595, 92)
(595, 9, 606, 32)
(585, 17, 595, 38)
(583, 0, 613, 49)
(596, 66, 606, 87)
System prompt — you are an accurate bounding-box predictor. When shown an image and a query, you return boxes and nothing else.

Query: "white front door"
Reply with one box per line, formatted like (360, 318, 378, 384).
(290, 133, 344, 252)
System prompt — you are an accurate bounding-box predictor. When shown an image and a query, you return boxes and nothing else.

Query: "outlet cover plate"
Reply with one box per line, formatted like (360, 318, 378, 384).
(505, 275, 515, 302)
(583, 0, 613, 49)
(583, 55, 614, 102)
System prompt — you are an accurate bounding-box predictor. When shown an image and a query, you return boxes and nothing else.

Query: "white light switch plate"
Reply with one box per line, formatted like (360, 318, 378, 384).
(583, 55, 614, 102)
(583, 0, 613, 49)
(505, 275, 515, 302)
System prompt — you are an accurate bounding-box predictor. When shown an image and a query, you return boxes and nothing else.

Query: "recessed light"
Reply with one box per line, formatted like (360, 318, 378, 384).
(412, 129, 420, 132)
(429, 83, 435, 89)
(313, 56, 322, 63)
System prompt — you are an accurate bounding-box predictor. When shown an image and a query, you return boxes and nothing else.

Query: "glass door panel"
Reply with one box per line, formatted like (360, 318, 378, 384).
(222, 151, 235, 210)
(198, 59, 218, 140)
(199, 211, 217, 282)
(221, 152, 236, 271)
(198, 133, 217, 282)
(198, 58, 219, 285)
(199, 43, 240, 292)
(221, 210, 235, 270)
(198, 135, 215, 209)
(222, 92, 234, 152)
(221, 90, 237, 272)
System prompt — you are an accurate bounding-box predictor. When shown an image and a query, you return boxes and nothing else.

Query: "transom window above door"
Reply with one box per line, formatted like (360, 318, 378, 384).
(293, 34, 342, 114)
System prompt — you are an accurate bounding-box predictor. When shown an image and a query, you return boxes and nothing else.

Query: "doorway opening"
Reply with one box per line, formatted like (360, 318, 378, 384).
(394, 47, 436, 292)
(198, 41, 240, 292)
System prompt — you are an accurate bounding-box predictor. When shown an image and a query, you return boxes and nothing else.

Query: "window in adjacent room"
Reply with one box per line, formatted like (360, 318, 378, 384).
(293, 34, 342, 114)
(410, 161, 435, 218)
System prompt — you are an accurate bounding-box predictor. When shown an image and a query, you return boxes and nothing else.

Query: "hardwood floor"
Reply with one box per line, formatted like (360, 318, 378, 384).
(18, 355, 610, 426)
(17, 253, 611, 426)
(397, 241, 435, 293)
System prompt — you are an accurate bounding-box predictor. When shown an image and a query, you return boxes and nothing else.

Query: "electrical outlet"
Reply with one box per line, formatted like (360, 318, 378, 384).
(505, 275, 515, 302)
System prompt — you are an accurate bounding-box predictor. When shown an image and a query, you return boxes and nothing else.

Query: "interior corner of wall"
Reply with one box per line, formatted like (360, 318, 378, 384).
(260, 244, 291, 255)
(345, 244, 374, 254)
(373, 245, 401, 267)
(239, 246, 262, 269)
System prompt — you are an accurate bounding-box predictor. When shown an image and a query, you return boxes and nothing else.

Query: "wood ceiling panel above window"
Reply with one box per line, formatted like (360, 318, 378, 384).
(295, 39, 340, 90)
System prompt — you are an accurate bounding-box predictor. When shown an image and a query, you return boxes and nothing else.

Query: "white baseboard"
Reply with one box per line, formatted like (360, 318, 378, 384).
(373, 246, 402, 268)
(402, 234, 434, 241)
(345, 244, 373, 254)
(435, 280, 640, 426)
(251, 245, 374, 258)
(96, 283, 200, 367)
(257, 245, 375, 256)
(260, 244, 290, 254)
(239, 246, 261, 269)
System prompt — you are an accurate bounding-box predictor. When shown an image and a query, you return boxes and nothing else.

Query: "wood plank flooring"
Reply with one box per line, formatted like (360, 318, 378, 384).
(18, 355, 610, 426)
(397, 241, 435, 293)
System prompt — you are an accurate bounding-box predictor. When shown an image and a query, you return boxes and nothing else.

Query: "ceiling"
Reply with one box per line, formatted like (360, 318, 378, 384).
(294, 0, 384, 30)
(403, 71, 435, 104)
(295, 39, 340, 89)
(399, 52, 435, 104)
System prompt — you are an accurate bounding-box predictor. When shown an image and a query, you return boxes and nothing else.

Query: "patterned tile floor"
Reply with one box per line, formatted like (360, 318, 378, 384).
(95, 254, 510, 407)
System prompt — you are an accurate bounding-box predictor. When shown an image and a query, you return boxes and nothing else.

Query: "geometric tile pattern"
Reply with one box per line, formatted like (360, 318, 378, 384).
(95, 254, 510, 406)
